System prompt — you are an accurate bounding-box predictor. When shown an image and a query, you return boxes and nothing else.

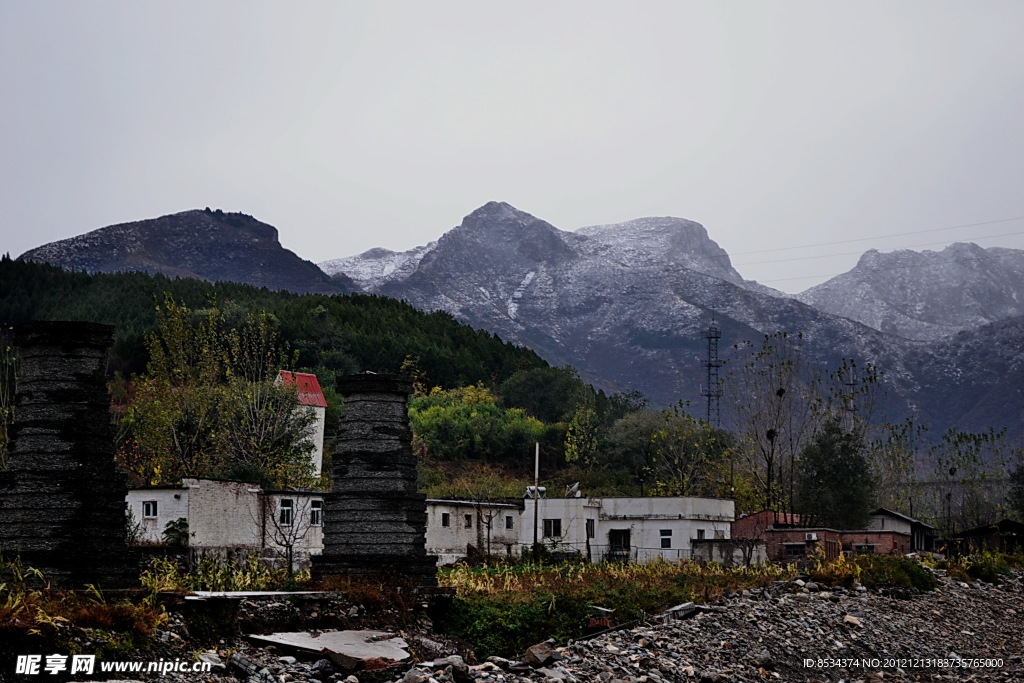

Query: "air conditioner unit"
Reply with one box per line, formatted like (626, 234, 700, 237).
(805, 533, 818, 542)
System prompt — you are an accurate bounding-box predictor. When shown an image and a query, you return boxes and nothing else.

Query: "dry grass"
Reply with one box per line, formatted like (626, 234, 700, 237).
(0, 555, 166, 657)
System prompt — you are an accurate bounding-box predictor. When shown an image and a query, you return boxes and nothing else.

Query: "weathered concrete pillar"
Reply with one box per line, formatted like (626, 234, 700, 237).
(0, 321, 136, 588)
(313, 374, 437, 586)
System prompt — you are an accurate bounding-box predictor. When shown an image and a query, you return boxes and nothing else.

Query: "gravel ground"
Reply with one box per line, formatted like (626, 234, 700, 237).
(86, 568, 1024, 683)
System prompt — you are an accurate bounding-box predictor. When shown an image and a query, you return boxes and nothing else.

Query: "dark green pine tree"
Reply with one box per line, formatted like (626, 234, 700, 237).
(796, 417, 876, 530)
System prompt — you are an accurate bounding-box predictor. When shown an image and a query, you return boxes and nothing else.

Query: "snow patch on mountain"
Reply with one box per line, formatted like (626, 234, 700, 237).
(319, 242, 436, 289)
(577, 217, 785, 297)
(507, 271, 536, 319)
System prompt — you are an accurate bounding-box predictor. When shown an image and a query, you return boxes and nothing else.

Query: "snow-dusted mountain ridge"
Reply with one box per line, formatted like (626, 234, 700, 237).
(797, 242, 1024, 341)
(18, 201, 1024, 440)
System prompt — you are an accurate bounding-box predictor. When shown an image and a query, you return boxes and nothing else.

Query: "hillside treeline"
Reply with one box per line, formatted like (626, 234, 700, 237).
(0, 256, 544, 387)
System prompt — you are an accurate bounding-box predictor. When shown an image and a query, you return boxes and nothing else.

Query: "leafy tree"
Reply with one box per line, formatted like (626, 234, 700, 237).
(500, 366, 589, 423)
(649, 402, 733, 497)
(868, 417, 925, 513)
(215, 381, 315, 487)
(119, 297, 226, 483)
(564, 403, 600, 467)
(604, 409, 664, 480)
(596, 389, 648, 428)
(410, 384, 546, 463)
(118, 296, 315, 486)
(796, 418, 875, 529)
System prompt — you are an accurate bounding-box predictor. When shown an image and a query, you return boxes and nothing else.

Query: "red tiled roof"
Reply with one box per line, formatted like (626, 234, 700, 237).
(278, 371, 328, 408)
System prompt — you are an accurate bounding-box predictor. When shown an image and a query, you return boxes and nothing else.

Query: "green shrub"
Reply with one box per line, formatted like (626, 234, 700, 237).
(438, 559, 796, 658)
(854, 555, 937, 591)
(964, 552, 1012, 584)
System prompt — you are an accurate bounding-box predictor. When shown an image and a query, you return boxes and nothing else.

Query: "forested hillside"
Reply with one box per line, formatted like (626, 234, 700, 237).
(0, 255, 545, 387)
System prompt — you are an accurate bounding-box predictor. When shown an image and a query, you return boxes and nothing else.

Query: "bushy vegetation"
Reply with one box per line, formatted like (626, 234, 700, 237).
(940, 551, 1024, 584)
(437, 560, 796, 658)
(805, 546, 937, 591)
(0, 555, 166, 663)
(140, 553, 303, 592)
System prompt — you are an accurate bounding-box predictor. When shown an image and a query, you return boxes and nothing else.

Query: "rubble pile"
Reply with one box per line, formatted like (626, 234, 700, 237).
(543, 571, 1024, 682)
(141, 569, 1023, 683)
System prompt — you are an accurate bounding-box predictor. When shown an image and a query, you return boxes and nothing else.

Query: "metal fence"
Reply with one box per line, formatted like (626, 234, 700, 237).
(517, 541, 693, 564)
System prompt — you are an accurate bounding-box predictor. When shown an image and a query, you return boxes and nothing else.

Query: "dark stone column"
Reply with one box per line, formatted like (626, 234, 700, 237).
(313, 374, 437, 586)
(0, 321, 136, 588)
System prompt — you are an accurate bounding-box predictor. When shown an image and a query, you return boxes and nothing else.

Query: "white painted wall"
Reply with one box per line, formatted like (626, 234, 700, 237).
(426, 500, 521, 565)
(303, 404, 326, 476)
(184, 478, 263, 549)
(127, 486, 188, 543)
(126, 479, 324, 568)
(868, 513, 912, 535)
(520, 495, 735, 564)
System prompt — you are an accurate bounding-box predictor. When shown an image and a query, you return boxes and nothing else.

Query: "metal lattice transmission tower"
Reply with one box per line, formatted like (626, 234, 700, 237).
(702, 318, 723, 427)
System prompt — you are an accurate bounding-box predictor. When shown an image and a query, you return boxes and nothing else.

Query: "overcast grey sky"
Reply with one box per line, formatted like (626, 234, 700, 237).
(2, 1, 1022, 293)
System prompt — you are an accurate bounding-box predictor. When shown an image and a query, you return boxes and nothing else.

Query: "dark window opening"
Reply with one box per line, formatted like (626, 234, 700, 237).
(543, 518, 562, 537)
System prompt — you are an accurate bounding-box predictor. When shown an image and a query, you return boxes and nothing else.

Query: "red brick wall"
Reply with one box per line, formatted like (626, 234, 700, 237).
(838, 530, 910, 555)
(732, 511, 803, 540)
(764, 529, 842, 562)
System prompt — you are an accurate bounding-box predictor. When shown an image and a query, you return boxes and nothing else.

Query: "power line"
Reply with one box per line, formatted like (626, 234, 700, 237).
(758, 247, 1024, 286)
(734, 229, 1024, 268)
(729, 216, 1024, 257)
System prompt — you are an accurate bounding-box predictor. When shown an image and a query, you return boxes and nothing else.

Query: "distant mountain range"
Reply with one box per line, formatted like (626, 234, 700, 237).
(19, 208, 355, 295)
(797, 243, 1024, 341)
(18, 202, 1024, 440)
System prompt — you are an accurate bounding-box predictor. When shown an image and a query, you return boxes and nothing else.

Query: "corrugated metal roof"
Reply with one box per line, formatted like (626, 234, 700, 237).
(278, 370, 328, 408)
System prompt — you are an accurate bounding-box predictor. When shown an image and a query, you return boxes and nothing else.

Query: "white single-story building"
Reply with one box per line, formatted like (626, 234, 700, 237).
(519, 494, 735, 563)
(425, 499, 523, 564)
(130, 480, 735, 569)
(127, 477, 324, 570)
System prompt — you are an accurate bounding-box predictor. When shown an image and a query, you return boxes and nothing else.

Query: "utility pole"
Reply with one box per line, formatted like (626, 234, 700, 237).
(532, 442, 540, 556)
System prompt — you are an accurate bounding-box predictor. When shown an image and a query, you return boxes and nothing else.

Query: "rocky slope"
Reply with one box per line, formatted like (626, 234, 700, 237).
(902, 314, 1024, 437)
(797, 243, 1024, 341)
(19, 208, 354, 295)
(326, 202, 913, 414)
(320, 202, 1024, 440)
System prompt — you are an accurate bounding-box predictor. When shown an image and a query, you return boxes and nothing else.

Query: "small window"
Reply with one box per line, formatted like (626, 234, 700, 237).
(505, 515, 514, 530)
(696, 528, 706, 540)
(464, 514, 473, 529)
(660, 529, 672, 549)
(585, 518, 595, 539)
(441, 512, 450, 528)
(143, 501, 158, 519)
(543, 518, 562, 538)
(310, 500, 323, 526)
(279, 499, 294, 526)
(784, 543, 806, 558)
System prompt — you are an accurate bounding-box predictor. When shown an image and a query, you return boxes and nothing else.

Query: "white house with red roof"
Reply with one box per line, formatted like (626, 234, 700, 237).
(278, 370, 327, 476)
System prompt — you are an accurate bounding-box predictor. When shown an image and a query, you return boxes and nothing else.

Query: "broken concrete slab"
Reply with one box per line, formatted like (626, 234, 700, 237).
(186, 590, 324, 600)
(247, 629, 410, 662)
(654, 601, 696, 623)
